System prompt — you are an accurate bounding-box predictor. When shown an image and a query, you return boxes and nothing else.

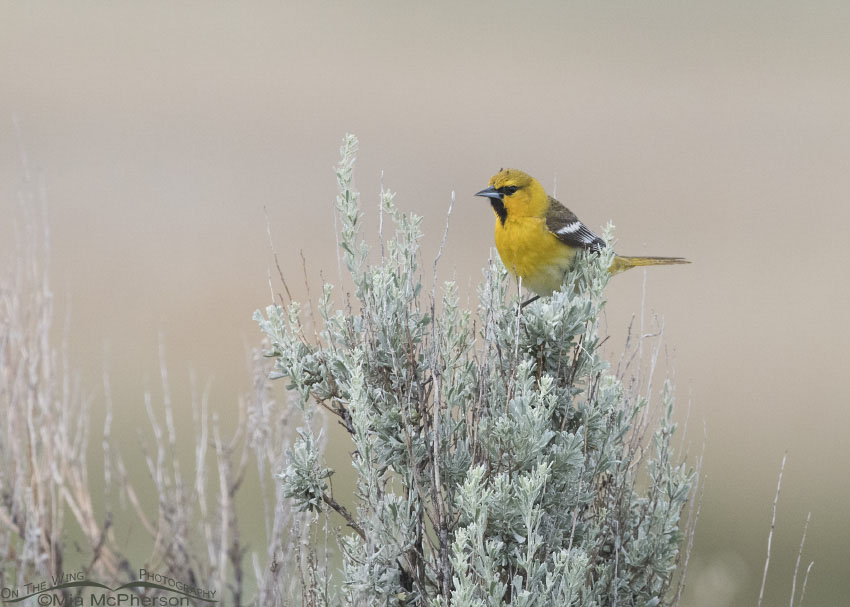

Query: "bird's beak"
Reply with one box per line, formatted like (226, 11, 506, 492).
(475, 186, 502, 200)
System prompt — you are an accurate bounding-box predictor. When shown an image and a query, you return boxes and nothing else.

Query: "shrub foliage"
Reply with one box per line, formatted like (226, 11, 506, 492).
(255, 135, 693, 606)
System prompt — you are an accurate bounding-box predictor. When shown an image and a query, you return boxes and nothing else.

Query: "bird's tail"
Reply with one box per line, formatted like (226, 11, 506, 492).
(609, 255, 690, 275)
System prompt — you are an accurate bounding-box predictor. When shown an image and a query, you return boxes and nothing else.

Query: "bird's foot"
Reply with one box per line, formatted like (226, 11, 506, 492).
(520, 295, 540, 310)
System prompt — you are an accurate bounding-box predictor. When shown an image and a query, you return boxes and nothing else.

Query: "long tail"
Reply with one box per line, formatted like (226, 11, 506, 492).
(609, 255, 690, 275)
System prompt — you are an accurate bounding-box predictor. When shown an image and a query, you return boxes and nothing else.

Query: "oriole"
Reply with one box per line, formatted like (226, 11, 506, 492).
(476, 169, 688, 297)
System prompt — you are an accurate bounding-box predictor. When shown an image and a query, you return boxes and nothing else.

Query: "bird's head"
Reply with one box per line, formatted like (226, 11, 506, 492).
(475, 168, 548, 223)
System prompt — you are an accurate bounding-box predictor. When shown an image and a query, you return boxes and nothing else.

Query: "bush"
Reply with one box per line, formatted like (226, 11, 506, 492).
(0, 157, 306, 607)
(255, 135, 695, 606)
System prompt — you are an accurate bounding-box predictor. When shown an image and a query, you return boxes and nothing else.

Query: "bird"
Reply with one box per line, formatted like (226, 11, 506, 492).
(475, 168, 688, 303)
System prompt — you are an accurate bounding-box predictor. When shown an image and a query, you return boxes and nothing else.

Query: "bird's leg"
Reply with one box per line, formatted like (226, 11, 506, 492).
(520, 295, 540, 310)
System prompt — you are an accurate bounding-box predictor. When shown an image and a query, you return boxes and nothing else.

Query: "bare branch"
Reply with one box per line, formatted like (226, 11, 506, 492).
(759, 452, 788, 607)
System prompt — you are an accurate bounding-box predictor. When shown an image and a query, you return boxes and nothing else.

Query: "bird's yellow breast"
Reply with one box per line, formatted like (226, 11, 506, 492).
(494, 215, 577, 296)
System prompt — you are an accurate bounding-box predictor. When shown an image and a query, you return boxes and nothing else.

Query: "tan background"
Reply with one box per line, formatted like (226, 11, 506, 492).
(2, 2, 848, 605)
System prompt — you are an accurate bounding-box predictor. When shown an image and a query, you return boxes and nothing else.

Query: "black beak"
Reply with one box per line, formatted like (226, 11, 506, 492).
(475, 186, 502, 200)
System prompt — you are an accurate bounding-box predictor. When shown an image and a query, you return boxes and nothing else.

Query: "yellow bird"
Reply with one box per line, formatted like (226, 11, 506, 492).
(475, 168, 688, 298)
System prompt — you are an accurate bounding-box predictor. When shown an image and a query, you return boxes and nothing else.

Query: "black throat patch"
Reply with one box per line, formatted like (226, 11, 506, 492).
(490, 198, 507, 225)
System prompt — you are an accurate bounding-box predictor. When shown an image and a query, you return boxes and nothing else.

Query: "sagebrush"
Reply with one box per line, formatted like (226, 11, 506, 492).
(256, 134, 696, 606)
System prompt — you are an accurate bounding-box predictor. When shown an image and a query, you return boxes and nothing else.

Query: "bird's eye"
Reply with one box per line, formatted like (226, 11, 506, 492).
(499, 185, 519, 195)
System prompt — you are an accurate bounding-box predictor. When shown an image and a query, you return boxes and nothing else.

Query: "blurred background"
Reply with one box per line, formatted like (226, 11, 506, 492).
(1, 2, 848, 605)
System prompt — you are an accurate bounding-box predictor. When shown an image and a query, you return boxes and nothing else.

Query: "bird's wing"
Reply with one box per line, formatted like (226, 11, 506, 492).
(545, 196, 607, 252)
